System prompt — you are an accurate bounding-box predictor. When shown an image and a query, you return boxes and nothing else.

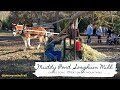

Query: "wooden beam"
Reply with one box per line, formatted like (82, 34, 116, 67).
(50, 11, 90, 44)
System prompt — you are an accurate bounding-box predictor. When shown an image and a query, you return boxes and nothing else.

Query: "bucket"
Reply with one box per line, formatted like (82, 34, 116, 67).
(76, 40, 81, 51)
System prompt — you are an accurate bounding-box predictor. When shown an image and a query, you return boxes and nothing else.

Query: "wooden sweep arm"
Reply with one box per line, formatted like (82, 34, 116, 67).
(50, 11, 90, 43)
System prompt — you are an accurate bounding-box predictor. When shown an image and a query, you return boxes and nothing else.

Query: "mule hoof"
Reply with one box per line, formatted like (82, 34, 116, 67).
(23, 49, 27, 51)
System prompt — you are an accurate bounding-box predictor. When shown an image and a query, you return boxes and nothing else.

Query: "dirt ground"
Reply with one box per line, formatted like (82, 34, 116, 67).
(0, 32, 120, 79)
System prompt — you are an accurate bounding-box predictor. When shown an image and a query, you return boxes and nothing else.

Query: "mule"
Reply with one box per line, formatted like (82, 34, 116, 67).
(12, 24, 47, 51)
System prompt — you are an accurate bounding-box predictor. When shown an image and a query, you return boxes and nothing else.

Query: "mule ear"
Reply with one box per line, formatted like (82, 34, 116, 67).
(24, 26, 26, 29)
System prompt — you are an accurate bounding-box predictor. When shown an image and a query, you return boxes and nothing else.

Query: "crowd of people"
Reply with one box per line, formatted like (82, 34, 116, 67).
(86, 22, 120, 45)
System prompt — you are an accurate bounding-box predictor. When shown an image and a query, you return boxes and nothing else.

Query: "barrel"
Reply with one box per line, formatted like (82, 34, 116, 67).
(76, 40, 81, 51)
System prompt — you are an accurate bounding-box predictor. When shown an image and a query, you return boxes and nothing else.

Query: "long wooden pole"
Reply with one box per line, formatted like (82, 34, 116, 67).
(25, 29, 59, 34)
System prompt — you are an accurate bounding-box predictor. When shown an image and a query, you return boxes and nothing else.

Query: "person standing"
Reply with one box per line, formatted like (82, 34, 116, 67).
(86, 22, 93, 44)
(107, 27, 112, 37)
(93, 25, 97, 36)
(105, 26, 108, 36)
(96, 26, 102, 44)
(102, 25, 106, 36)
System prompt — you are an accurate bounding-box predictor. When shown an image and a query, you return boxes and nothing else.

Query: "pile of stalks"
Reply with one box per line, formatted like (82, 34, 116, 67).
(82, 43, 107, 61)
(55, 43, 108, 62)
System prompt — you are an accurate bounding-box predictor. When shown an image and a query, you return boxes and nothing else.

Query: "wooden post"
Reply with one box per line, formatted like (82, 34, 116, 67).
(63, 38, 66, 61)
(74, 18, 79, 60)
(74, 32, 76, 60)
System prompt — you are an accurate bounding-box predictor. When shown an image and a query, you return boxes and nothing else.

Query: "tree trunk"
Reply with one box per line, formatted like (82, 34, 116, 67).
(55, 11, 61, 33)
(92, 11, 95, 23)
(110, 11, 114, 28)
